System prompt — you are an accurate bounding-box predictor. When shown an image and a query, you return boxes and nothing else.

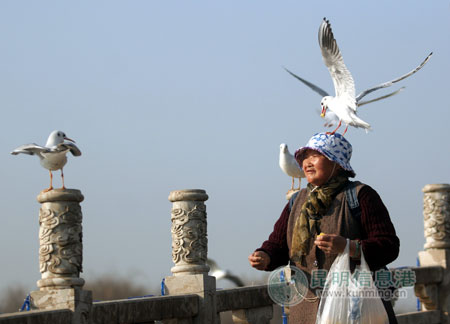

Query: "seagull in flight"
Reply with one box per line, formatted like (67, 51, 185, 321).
(285, 18, 432, 135)
(207, 258, 244, 287)
(279, 143, 305, 191)
(11, 130, 81, 191)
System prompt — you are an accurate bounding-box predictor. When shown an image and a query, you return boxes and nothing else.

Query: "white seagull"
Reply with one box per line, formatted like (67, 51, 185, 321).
(279, 143, 305, 191)
(207, 258, 244, 287)
(321, 87, 405, 128)
(285, 18, 432, 135)
(11, 130, 82, 191)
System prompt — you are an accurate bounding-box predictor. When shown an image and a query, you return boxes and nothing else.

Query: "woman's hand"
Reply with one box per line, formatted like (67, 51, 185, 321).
(248, 251, 271, 270)
(314, 234, 348, 254)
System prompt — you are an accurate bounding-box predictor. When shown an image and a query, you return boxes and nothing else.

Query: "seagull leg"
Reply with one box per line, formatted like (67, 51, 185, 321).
(61, 168, 66, 190)
(291, 177, 295, 190)
(297, 178, 301, 190)
(43, 170, 54, 192)
(342, 125, 349, 136)
(327, 120, 341, 135)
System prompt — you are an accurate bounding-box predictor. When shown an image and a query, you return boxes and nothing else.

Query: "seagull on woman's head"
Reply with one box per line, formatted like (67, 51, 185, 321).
(279, 143, 305, 191)
(285, 18, 432, 135)
(11, 130, 81, 192)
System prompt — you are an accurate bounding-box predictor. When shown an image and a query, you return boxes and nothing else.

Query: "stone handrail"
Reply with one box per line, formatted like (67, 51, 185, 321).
(216, 285, 273, 312)
(0, 294, 200, 324)
(0, 309, 73, 324)
(412, 266, 444, 285)
(91, 294, 199, 323)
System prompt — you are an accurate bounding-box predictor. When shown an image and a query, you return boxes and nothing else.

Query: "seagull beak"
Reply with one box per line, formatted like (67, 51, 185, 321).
(64, 137, 76, 143)
(320, 106, 326, 118)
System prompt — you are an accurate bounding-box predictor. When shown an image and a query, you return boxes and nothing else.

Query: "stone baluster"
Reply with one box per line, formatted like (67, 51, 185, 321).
(164, 189, 218, 324)
(416, 184, 450, 322)
(30, 189, 92, 324)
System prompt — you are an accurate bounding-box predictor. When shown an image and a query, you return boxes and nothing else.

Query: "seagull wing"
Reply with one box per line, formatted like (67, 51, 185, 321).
(10, 144, 49, 156)
(56, 142, 82, 156)
(319, 18, 356, 110)
(206, 258, 219, 272)
(357, 87, 405, 107)
(224, 273, 245, 287)
(356, 52, 432, 102)
(284, 67, 330, 97)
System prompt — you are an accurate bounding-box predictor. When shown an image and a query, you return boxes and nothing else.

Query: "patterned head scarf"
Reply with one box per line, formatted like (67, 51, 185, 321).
(294, 132, 355, 177)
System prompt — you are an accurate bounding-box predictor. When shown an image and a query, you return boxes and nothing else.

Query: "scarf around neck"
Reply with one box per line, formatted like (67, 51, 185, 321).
(290, 175, 349, 264)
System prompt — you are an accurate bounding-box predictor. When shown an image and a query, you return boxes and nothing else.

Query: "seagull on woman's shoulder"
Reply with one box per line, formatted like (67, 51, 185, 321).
(285, 18, 432, 135)
(11, 130, 81, 192)
(279, 143, 305, 191)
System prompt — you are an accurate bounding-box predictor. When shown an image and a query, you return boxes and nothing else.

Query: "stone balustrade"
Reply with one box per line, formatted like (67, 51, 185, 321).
(1, 185, 450, 323)
(413, 184, 450, 324)
(0, 268, 445, 324)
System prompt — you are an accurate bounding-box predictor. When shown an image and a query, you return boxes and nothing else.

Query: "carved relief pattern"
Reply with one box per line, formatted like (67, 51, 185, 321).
(423, 192, 450, 247)
(171, 204, 208, 265)
(414, 283, 438, 310)
(39, 203, 83, 276)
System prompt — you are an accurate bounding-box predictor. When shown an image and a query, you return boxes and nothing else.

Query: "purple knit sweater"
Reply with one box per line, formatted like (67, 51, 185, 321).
(256, 185, 400, 271)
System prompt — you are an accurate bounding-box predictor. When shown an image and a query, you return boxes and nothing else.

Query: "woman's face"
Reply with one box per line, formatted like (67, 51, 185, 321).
(301, 149, 340, 186)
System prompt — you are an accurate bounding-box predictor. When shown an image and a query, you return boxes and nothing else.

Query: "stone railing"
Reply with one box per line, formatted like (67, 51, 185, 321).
(0, 184, 450, 323)
(396, 184, 450, 324)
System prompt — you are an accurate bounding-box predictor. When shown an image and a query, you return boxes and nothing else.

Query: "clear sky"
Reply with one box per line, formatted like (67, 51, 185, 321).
(0, 0, 449, 302)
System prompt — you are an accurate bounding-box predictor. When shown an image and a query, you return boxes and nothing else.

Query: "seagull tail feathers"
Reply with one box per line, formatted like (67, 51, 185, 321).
(350, 116, 371, 131)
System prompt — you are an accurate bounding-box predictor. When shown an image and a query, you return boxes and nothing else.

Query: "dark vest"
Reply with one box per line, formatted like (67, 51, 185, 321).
(285, 181, 365, 324)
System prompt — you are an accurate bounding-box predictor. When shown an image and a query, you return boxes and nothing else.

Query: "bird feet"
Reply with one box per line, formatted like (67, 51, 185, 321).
(286, 188, 300, 200)
(342, 125, 349, 136)
(42, 186, 54, 193)
(326, 121, 341, 135)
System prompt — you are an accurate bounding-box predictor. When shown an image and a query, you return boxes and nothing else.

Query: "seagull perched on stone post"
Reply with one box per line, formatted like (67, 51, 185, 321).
(11, 130, 81, 191)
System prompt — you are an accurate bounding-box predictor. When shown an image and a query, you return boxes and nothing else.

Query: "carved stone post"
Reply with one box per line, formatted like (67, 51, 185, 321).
(164, 189, 218, 324)
(30, 189, 92, 324)
(417, 184, 450, 322)
(423, 184, 450, 250)
(169, 189, 209, 276)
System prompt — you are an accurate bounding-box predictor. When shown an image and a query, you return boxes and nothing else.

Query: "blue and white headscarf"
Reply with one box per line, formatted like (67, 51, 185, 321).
(294, 132, 355, 177)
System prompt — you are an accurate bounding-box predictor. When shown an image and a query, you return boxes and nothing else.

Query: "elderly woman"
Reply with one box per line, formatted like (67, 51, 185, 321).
(248, 132, 399, 324)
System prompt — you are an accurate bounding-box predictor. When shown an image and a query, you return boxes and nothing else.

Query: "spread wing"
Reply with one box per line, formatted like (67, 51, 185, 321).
(11, 144, 49, 156)
(56, 142, 82, 156)
(356, 52, 432, 102)
(319, 18, 356, 110)
(283, 67, 330, 97)
(357, 87, 405, 107)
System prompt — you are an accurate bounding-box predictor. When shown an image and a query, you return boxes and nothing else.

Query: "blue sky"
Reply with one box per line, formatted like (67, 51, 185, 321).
(0, 1, 448, 305)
